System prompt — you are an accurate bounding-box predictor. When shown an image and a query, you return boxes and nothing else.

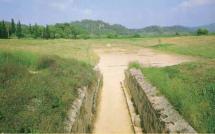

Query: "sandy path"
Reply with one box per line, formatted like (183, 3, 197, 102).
(93, 48, 193, 134)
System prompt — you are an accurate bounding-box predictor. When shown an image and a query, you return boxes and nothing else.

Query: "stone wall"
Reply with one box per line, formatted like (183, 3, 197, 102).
(65, 71, 103, 133)
(125, 68, 196, 133)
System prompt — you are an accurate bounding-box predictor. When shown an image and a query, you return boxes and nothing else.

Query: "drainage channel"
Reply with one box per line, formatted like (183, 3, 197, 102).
(121, 82, 143, 134)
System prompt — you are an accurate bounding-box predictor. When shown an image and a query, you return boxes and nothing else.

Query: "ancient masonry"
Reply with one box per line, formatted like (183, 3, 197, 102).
(65, 71, 102, 133)
(125, 68, 196, 133)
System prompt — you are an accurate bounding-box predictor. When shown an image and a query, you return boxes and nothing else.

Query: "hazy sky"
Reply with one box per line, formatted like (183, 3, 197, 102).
(0, 0, 215, 28)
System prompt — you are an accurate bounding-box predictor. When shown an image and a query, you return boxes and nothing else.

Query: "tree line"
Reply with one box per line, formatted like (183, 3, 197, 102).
(0, 19, 211, 39)
(0, 19, 87, 39)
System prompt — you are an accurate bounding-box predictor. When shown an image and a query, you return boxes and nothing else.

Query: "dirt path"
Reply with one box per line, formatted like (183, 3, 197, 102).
(93, 48, 193, 134)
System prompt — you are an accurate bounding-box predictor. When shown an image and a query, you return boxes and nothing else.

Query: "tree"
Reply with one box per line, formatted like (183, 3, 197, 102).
(197, 28, 208, 35)
(71, 26, 82, 39)
(11, 18, 16, 34)
(29, 24, 33, 35)
(49, 26, 56, 39)
(32, 24, 40, 38)
(0, 22, 2, 38)
(16, 21, 23, 38)
(0, 21, 8, 39)
(43, 25, 50, 39)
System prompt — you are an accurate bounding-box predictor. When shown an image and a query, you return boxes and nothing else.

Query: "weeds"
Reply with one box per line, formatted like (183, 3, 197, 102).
(0, 50, 97, 133)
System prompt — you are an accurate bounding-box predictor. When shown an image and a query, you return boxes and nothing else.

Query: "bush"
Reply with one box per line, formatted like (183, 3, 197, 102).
(79, 34, 90, 39)
(132, 34, 141, 38)
(197, 28, 208, 35)
(107, 33, 118, 38)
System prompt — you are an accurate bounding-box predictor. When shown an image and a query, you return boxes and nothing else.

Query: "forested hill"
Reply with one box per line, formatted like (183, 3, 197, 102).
(133, 25, 193, 36)
(71, 20, 131, 35)
(0, 19, 215, 39)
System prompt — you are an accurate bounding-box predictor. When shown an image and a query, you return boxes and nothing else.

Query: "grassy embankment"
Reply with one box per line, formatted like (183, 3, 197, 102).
(130, 35, 215, 132)
(0, 40, 97, 132)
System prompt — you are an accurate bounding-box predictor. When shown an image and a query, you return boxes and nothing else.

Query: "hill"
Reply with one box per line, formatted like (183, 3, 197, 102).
(71, 19, 131, 36)
(133, 25, 193, 36)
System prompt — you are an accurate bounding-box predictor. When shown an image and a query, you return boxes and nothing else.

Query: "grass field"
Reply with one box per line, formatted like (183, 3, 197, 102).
(0, 49, 97, 132)
(149, 36, 215, 58)
(1, 36, 215, 55)
(95, 36, 215, 57)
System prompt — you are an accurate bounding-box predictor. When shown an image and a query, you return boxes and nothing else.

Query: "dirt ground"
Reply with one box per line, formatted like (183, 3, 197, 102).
(93, 48, 194, 134)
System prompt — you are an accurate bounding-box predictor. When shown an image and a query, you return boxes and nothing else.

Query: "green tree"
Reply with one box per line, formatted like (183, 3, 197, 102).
(43, 25, 50, 39)
(29, 24, 33, 35)
(11, 18, 16, 34)
(0, 21, 2, 38)
(0, 21, 8, 39)
(16, 21, 23, 38)
(49, 26, 56, 39)
(71, 26, 83, 39)
(197, 28, 208, 35)
(32, 24, 40, 38)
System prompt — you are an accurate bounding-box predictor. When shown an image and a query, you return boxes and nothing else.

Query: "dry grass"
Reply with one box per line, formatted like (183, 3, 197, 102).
(0, 39, 98, 65)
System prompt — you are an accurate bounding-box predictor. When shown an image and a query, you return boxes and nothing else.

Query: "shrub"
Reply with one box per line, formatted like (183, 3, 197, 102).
(107, 33, 118, 38)
(197, 28, 208, 35)
(132, 34, 141, 38)
(176, 32, 180, 36)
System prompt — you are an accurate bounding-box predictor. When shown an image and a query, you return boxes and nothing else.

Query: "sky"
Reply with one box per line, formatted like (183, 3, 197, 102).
(0, 0, 215, 28)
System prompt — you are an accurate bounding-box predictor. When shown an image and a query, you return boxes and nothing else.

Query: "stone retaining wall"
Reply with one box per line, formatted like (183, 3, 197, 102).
(65, 71, 103, 133)
(125, 68, 196, 133)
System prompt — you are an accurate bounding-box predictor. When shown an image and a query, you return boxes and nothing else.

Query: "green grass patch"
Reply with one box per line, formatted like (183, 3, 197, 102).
(0, 50, 97, 133)
(151, 43, 215, 58)
(0, 50, 39, 68)
(129, 61, 215, 132)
